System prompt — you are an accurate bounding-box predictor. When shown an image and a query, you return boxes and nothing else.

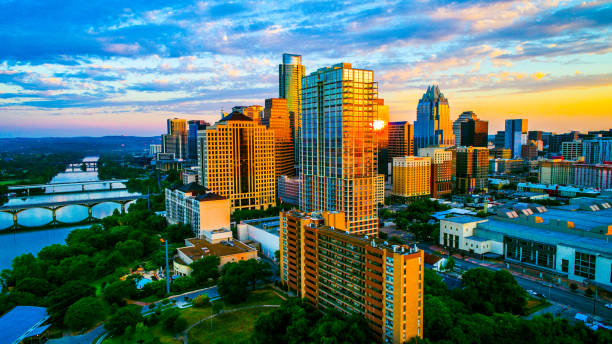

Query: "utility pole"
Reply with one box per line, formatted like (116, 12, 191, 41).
(594, 286, 597, 316)
(161, 238, 170, 295)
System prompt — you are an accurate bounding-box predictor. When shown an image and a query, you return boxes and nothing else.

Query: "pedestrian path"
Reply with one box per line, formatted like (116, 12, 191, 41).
(47, 325, 104, 344)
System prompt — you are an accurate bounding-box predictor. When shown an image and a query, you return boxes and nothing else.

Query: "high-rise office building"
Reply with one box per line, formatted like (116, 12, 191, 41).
(389, 121, 413, 158)
(583, 138, 612, 164)
(162, 118, 188, 160)
(460, 118, 488, 147)
(198, 111, 275, 212)
(279, 53, 305, 171)
(453, 111, 477, 146)
(392, 156, 431, 199)
(187, 120, 209, 160)
(490, 147, 511, 159)
(574, 163, 612, 190)
(418, 147, 453, 198)
(561, 140, 583, 161)
(300, 63, 378, 236)
(232, 105, 263, 124)
(279, 210, 424, 344)
(521, 141, 539, 160)
(549, 132, 579, 154)
(262, 98, 295, 177)
(414, 85, 454, 151)
(455, 147, 489, 193)
(539, 159, 575, 185)
(374, 99, 390, 179)
(494, 130, 506, 148)
(504, 119, 528, 158)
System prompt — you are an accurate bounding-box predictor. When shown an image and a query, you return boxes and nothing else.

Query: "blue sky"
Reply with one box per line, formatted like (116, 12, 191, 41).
(0, 0, 611, 137)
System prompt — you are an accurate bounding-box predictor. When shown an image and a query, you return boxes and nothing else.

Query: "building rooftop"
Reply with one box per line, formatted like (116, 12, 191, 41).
(178, 238, 256, 262)
(175, 182, 208, 193)
(241, 216, 281, 235)
(0, 306, 49, 344)
(479, 218, 612, 257)
(219, 111, 253, 122)
(440, 215, 486, 224)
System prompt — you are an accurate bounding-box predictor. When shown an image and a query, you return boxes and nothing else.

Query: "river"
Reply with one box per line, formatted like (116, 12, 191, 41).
(0, 156, 141, 271)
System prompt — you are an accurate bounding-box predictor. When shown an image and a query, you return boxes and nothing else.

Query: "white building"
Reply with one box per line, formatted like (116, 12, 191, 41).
(237, 216, 280, 260)
(439, 201, 612, 289)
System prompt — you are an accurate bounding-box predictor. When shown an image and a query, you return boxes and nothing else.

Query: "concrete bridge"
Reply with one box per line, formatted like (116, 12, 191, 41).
(66, 160, 98, 171)
(0, 194, 147, 230)
(8, 179, 129, 195)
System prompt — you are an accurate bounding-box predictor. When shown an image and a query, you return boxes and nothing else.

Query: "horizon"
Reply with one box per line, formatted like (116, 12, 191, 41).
(1, 1, 612, 136)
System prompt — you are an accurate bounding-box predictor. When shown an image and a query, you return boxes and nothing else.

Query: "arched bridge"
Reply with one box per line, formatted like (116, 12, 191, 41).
(8, 179, 129, 195)
(0, 194, 147, 230)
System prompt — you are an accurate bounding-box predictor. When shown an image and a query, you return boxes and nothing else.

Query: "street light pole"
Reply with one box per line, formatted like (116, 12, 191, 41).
(160, 238, 170, 295)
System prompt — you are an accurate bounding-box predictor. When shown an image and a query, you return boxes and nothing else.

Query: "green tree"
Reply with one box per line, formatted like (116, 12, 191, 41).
(116, 240, 144, 262)
(46, 281, 95, 322)
(210, 301, 224, 330)
(164, 223, 194, 243)
(172, 276, 196, 293)
(190, 255, 220, 285)
(105, 306, 143, 336)
(104, 280, 138, 306)
(15, 277, 51, 297)
(64, 297, 106, 332)
(445, 256, 455, 272)
(192, 294, 210, 308)
(424, 268, 448, 297)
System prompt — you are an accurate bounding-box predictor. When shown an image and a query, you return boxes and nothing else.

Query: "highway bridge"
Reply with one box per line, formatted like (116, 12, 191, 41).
(0, 193, 147, 230)
(8, 179, 129, 195)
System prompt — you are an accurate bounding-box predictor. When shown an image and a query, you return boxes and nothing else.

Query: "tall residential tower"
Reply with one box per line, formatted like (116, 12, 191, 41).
(300, 63, 378, 236)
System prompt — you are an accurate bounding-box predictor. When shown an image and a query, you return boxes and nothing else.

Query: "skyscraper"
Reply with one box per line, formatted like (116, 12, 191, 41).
(504, 119, 528, 158)
(300, 63, 378, 236)
(374, 99, 390, 179)
(460, 118, 489, 147)
(279, 53, 305, 171)
(453, 111, 477, 146)
(262, 98, 294, 177)
(187, 120, 209, 160)
(389, 121, 413, 159)
(455, 147, 489, 193)
(198, 111, 275, 212)
(162, 118, 188, 159)
(414, 85, 454, 151)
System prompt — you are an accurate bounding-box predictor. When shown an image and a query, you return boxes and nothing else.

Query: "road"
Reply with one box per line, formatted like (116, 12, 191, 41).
(451, 258, 612, 321)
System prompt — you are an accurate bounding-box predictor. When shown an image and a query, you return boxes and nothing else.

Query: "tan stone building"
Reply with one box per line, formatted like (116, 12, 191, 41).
(392, 156, 431, 199)
(198, 111, 276, 212)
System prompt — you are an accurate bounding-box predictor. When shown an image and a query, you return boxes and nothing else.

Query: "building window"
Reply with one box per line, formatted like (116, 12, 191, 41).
(561, 259, 569, 273)
(574, 252, 596, 280)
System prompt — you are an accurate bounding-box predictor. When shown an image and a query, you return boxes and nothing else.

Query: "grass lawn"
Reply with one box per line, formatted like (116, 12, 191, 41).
(188, 307, 275, 344)
(526, 297, 552, 315)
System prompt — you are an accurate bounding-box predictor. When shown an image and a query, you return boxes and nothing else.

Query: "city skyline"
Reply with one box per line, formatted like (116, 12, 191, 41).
(1, 0, 611, 137)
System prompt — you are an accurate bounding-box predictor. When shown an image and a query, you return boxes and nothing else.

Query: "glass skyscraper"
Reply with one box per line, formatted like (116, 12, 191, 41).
(299, 63, 378, 235)
(279, 54, 305, 172)
(504, 119, 528, 158)
(413, 85, 454, 152)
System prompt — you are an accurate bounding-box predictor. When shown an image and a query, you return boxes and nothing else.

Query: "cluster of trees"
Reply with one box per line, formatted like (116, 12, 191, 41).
(420, 268, 611, 344)
(97, 155, 146, 181)
(394, 199, 451, 227)
(218, 259, 272, 304)
(251, 298, 371, 344)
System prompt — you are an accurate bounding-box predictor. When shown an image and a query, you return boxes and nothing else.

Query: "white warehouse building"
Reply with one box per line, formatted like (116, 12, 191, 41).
(440, 201, 612, 289)
(237, 216, 280, 261)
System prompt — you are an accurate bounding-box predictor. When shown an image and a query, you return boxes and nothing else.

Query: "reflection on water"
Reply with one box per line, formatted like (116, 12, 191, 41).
(0, 156, 142, 269)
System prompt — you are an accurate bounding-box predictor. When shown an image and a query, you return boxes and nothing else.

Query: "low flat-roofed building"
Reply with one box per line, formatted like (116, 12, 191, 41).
(0, 306, 50, 344)
(439, 201, 612, 288)
(517, 182, 600, 198)
(237, 216, 280, 260)
(174, 237, 258, 276)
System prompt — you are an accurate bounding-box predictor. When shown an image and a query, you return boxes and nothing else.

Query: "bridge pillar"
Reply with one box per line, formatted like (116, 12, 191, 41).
(12, 211, 18, 229)
(82, 184, 85, 191)
(109, 183, 113, 190)
(88, 206, 93, 222)
(52, 208, 57, 225)
(121, 202, 126, 213)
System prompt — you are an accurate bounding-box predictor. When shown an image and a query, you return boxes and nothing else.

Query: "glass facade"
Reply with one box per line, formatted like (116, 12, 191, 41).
(300, 63, 378, 235)
(504, 236, 556, 269)
(574, 251, 596, 280)
(413, 85, 453, 151)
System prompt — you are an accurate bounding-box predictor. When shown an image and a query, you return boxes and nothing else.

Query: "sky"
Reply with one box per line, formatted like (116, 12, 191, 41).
(0, 0, 611, 137)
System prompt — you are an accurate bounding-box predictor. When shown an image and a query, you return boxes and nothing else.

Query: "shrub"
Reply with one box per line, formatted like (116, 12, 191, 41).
(570, 283, 578, 292)
(193, 294, 210, 308)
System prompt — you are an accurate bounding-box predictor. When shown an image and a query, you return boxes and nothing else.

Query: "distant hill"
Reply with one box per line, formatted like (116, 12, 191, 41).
(0, 136, 161, 154)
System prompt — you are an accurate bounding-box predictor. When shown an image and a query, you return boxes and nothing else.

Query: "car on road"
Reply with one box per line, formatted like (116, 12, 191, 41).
(605, 304, 612, 310)
(527, 290, 537, 296)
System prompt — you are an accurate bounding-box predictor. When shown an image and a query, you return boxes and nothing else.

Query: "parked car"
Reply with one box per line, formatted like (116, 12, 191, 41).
(605, 304, 612, 310)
